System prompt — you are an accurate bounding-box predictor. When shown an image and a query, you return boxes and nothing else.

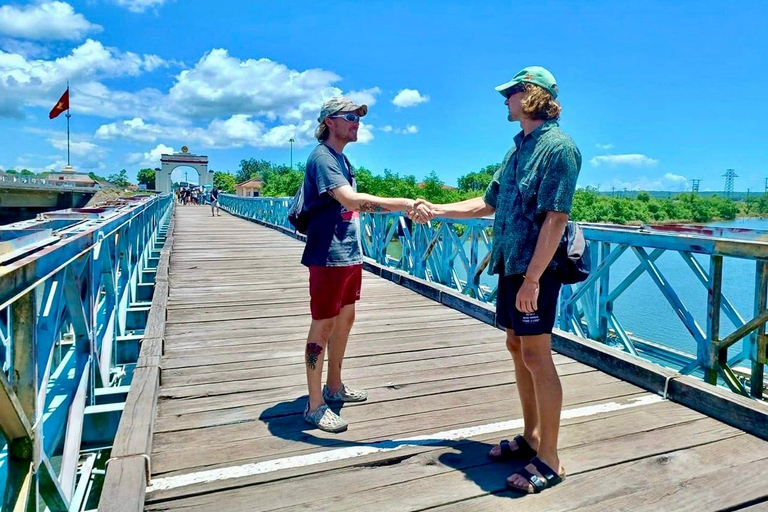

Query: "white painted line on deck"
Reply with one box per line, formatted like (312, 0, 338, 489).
(147, 394, 662, 493)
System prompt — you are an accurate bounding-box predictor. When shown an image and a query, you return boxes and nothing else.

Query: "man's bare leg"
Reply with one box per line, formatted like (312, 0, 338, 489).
(305, 317, 337, 412)
(326, 304, 355, 393)
(489, 328, 540, 457)
(508, 333, 564, 489)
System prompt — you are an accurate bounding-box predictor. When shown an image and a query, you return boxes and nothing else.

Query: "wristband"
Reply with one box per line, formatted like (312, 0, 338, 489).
(523, 275, 539, 285)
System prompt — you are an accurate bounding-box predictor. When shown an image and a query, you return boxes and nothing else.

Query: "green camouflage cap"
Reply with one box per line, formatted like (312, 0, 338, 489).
(495, 66, 558, 99)
(314, 96, 368, 140)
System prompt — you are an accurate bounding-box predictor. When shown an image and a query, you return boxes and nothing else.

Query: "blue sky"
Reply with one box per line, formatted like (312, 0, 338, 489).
(0, 0, 765, 192)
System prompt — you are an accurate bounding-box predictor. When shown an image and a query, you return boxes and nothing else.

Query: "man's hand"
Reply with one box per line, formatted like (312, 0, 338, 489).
(408, 198, 435, 223)
(515, 277, 540, 314)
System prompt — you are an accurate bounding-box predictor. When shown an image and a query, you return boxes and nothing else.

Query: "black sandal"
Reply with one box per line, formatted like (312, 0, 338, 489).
(506, 456, 565, 494)
(488, 435, 537, 462)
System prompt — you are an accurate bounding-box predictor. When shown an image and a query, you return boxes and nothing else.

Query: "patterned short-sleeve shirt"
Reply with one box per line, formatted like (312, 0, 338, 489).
(483, 120, 581, 276)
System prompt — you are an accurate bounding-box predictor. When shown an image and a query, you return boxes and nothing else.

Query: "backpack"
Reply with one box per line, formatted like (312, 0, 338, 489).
(552, 221, 590, 285)
(287, 150, 354, 234)
(287, 182, 309, 234)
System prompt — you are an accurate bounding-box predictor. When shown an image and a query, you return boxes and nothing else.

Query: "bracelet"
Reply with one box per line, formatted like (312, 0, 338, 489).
(523, 275, 539, 285)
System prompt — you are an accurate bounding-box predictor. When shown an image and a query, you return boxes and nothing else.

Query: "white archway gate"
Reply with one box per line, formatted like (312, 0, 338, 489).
(157, 147, 211, 193)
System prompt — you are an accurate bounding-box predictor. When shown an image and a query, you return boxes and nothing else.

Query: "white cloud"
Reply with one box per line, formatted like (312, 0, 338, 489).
(590, 154, 658, 167)
(377, 124, 418, 135)
(392, 88, 429, 108)
(0, 38, 51, 58)
(167, 49, 342, 122)
(127, 143, 174, 167)
(88, 50, 380, 149)
(595, 143, 613, 150)
(0, 39, 169, 118)
(49, 138, 105, 157)
(5, 43, 380, 154)
(663, 173, 687, 187)
(356, 122, 373, 144)
(112, 0, 173, 13)
(0, 2, 101, 41)
(347, 87, 381, 108)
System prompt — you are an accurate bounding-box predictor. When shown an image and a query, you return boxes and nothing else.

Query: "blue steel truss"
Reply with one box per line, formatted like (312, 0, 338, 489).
(0, 195, 172, 511)
(219, 194, 767, 400)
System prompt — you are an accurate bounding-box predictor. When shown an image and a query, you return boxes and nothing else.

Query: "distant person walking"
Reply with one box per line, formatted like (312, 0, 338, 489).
(210, 187, 220, 216)
(299, 97, 429, 433)
(413, 66, 581, 494)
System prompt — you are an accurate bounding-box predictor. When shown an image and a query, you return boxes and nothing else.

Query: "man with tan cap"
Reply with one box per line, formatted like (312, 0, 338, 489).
(299, 96, 427, 433)
(414, 66, 580, 493)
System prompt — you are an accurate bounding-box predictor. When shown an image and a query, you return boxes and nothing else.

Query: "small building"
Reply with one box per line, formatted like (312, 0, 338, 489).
(46, 166, 99, 187)
(236, 179, 263, 197)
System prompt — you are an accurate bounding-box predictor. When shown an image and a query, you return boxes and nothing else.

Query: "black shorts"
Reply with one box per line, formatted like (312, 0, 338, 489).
(496, 269, 562, 336)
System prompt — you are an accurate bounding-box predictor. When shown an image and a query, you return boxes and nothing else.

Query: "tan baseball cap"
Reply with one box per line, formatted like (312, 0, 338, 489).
(314, 96, 368, 140)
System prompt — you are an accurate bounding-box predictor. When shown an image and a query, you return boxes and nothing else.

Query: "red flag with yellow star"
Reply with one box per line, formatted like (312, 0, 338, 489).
(49, 88, 69, 119)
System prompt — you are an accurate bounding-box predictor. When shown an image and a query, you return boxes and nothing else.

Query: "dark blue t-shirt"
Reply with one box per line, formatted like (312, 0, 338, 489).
(300, 144, 363, 267)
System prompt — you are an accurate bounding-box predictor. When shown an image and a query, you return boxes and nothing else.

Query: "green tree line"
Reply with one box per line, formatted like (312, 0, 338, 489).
(7, 160, 754, 225)
(224, 158, 751, 225)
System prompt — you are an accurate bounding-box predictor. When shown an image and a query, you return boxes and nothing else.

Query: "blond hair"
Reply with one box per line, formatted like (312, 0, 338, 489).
(521, 83, 561, 121)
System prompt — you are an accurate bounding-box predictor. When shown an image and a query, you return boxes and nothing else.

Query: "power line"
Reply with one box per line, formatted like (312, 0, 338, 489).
(723, 169, 737, 198)
(691, 179, 701, 194)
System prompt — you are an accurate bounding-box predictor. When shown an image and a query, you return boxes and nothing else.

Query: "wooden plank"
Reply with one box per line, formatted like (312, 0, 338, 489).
(144, 398, 703, 506)
(362, 255, 768, 442)
(98, 456, 147, 512)
(154, 361, 587, 424)
(135, 206, 768, 512)
(428, 434, 768, 512)
(153, 361, 593, 437)
(150, 373, 642, 475)
(136, 337, 164, 367)
(159, 325, 496, 369)
(98, 208, 174, 510)
(232, 419, 743, 512)
(143, 280, 168, 340)
(112, 365, 160, 457)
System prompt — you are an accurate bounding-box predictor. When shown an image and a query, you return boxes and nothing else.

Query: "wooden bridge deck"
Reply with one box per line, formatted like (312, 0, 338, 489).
(142, 206, 768, 512)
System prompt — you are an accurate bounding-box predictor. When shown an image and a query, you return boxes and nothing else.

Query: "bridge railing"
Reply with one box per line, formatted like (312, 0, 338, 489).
(0, 173, 101, 193)
(0, 194, 173, 511)
(219, 194, 767, 400)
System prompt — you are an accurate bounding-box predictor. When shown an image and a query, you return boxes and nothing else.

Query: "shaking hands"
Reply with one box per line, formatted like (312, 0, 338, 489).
(406, 198, 437, 224)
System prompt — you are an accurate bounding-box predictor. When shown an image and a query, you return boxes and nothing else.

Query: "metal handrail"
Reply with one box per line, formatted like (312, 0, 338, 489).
(0, 194, 173, 511)
(0, 173, 101, 193)
(219, 194, 767, 400)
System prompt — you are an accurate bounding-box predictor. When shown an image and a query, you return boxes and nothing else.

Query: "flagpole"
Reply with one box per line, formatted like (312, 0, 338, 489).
(66, 80, 71, 166)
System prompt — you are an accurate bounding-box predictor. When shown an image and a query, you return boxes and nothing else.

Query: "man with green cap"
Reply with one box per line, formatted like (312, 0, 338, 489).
(414, 66, 580, 493)
(299, 96, 429, 433)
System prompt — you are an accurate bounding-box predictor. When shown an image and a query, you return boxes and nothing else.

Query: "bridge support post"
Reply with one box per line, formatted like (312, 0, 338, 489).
(4, 290, 39, 511)
(751, 261, 768, 397)
(704, 256, 723, 385)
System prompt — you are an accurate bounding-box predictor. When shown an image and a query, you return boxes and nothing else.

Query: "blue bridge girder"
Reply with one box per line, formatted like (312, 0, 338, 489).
(0, 194, 172, 512)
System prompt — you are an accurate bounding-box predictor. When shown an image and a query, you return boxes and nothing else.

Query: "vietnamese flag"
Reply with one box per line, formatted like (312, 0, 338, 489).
(49, 88, 69, 119)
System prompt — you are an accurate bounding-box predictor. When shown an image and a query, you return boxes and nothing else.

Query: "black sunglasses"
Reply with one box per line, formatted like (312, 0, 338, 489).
(505, 84, 527, 98)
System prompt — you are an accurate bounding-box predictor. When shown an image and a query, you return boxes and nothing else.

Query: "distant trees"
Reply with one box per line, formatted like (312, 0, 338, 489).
(213, 171, 237, 193)
(108, 169, 131, 188)
(137, 168, 156, 189)
(570, 187, 740, 224)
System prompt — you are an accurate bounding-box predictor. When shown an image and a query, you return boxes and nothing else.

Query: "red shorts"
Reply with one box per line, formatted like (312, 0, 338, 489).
(308, 265, 362, 320)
